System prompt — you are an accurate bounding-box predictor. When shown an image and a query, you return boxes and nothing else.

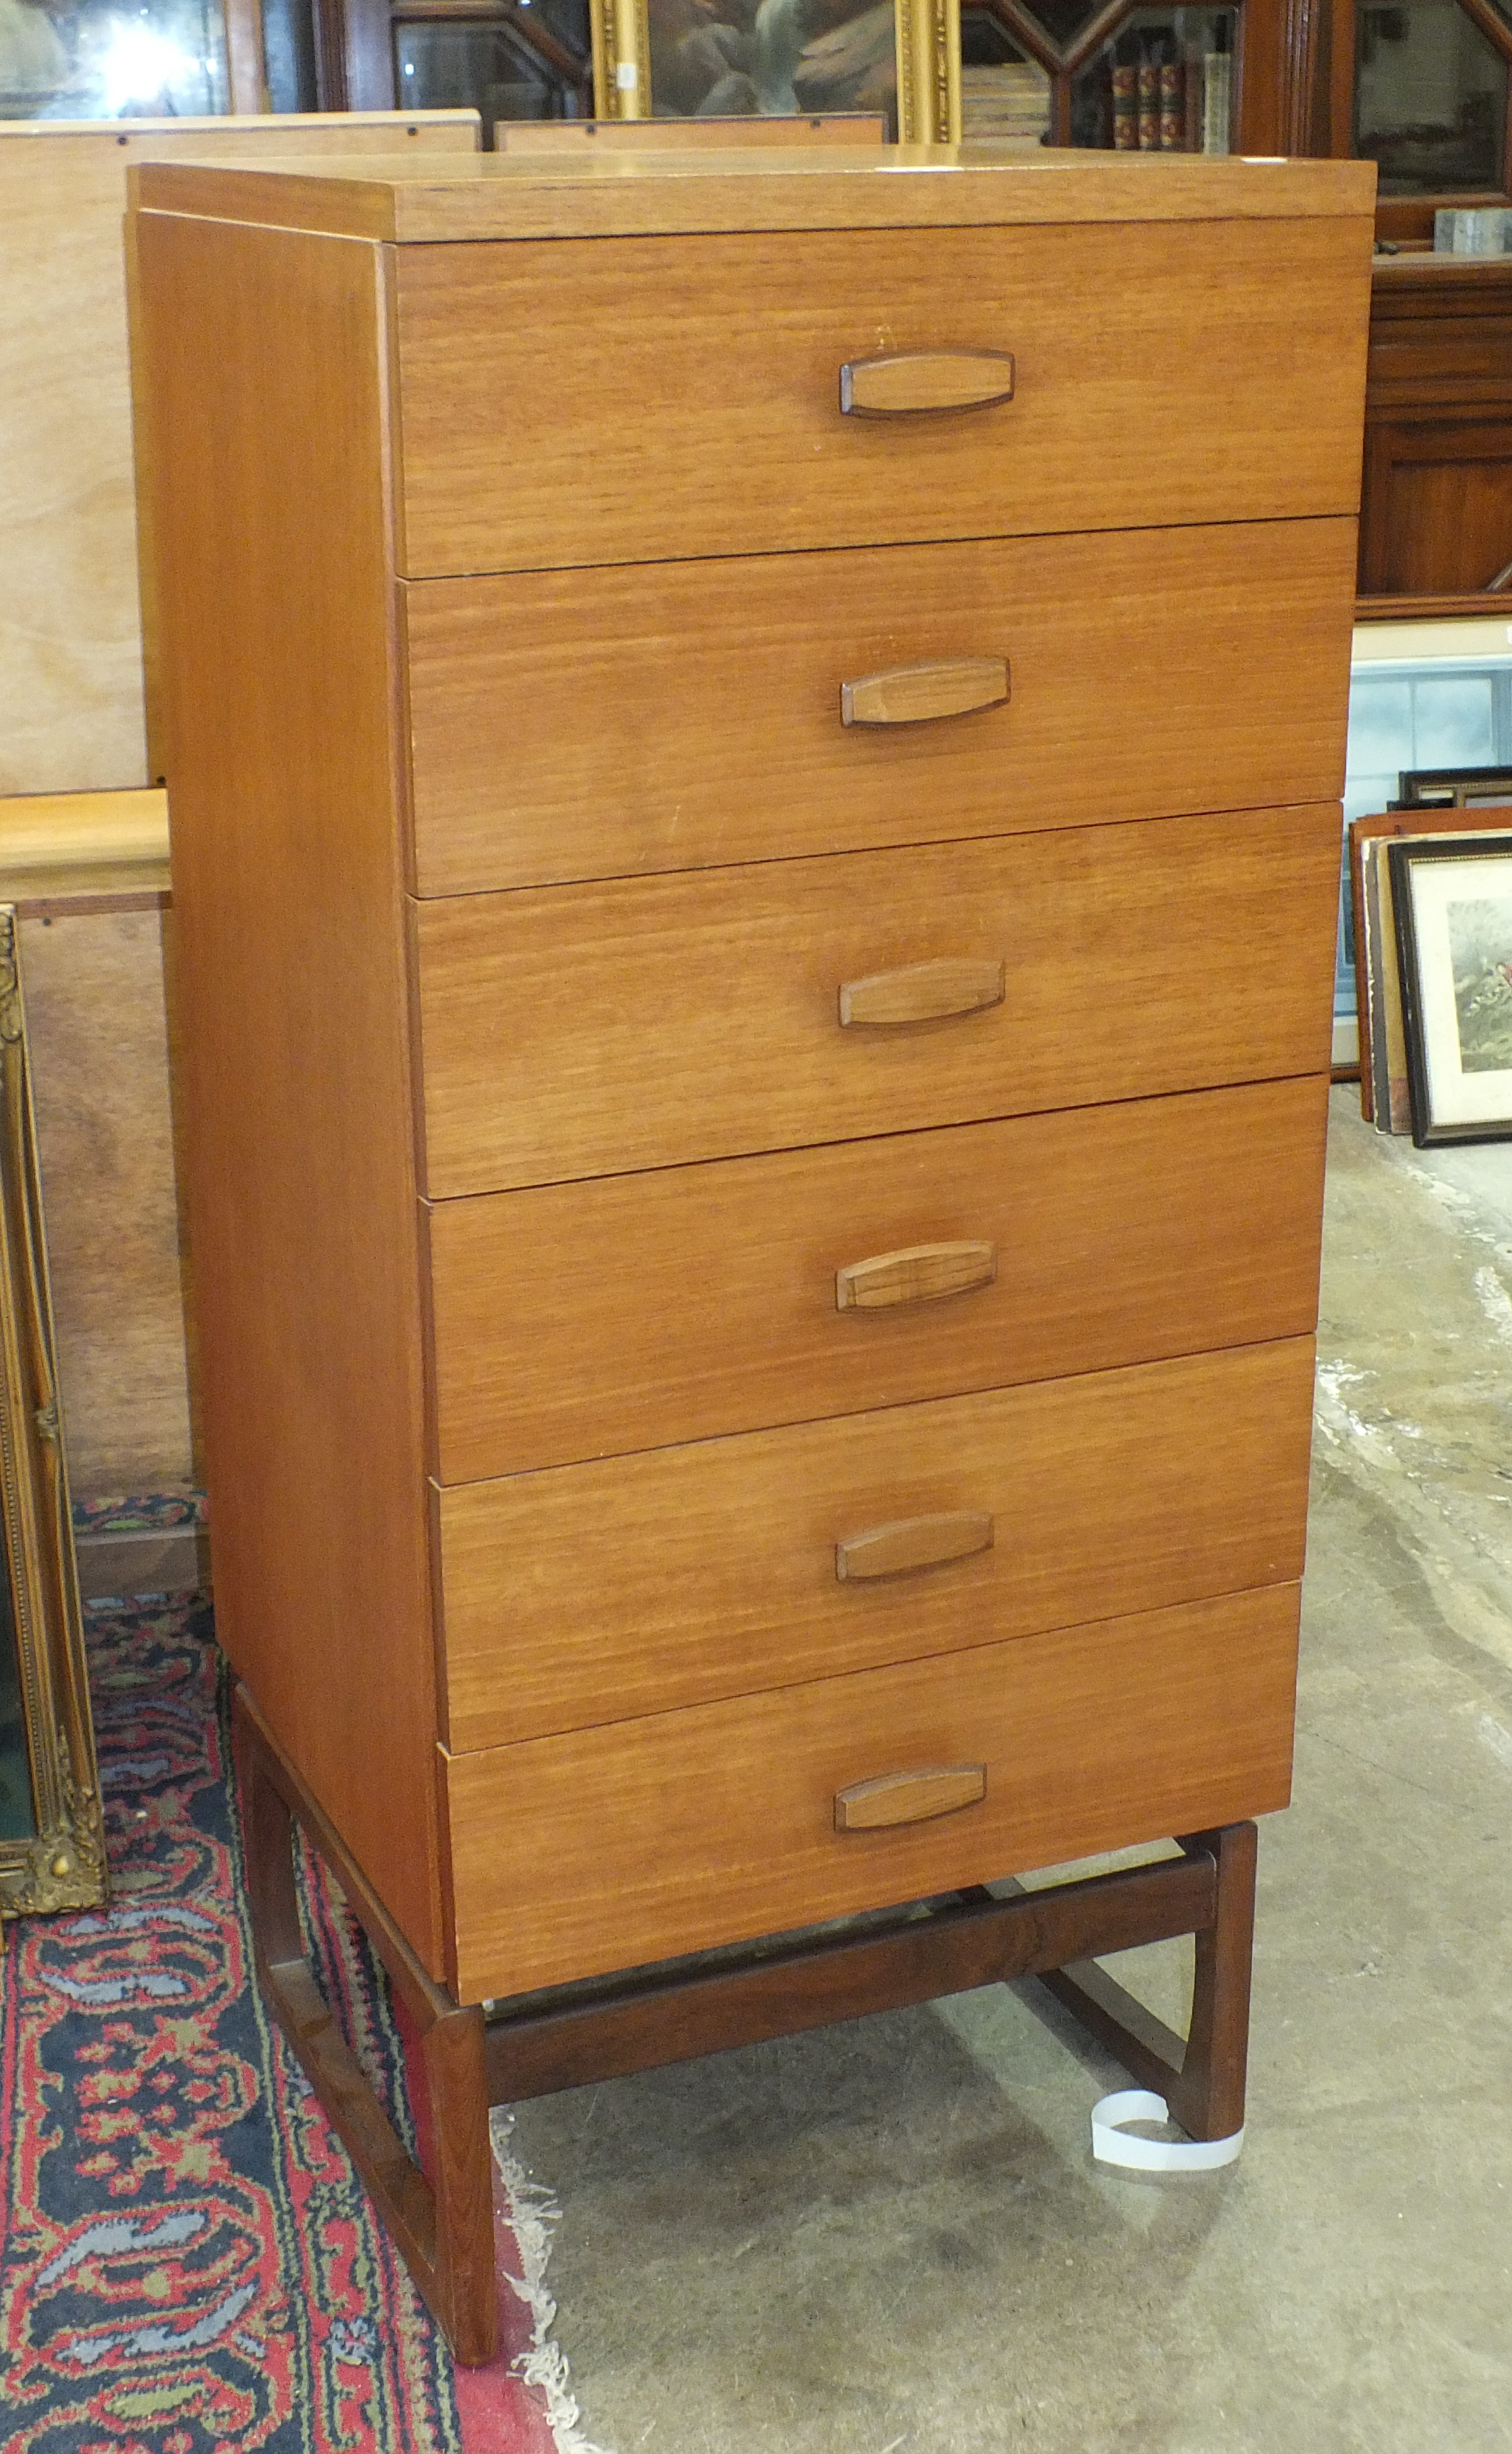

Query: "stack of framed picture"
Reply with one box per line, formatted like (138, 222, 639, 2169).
(1352, 794, 1512, 1149)
(1341, 617, 1512, 1146)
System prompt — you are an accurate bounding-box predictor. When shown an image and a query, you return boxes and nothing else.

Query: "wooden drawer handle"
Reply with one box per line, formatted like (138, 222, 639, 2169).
(835, 1764, 988, 1832)
(840, 656, 1008, 729)
(839, 956, 1005, 1028)
(836, 1511, 994, 1583)
(839, 351, 1016, 417)
(836, 1241, 996, 1312)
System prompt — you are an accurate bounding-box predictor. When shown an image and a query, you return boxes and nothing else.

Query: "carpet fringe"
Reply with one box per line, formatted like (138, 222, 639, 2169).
(490, 2112, 616, 2454)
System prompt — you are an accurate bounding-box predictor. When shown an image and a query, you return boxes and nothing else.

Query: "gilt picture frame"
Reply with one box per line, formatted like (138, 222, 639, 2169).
(591, 0, 961, 144)
(1390, 835, 1512, 1149)
(0, 906, 104, 1919)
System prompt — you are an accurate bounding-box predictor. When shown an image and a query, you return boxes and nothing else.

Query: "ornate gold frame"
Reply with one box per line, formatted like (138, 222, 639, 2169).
(591, 0, 961, 143)
(0, 907, 105, 1918)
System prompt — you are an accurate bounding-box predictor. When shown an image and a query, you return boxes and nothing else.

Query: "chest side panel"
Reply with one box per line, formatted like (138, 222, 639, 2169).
(130, 209, 443, 1974)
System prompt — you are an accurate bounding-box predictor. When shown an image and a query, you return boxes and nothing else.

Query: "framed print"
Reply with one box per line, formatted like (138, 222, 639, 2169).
(0, 909, 103, 1918)
(1390, 833, 1512, 1148)
(1348, 807, 1512, 1125)
(593, 0, 960, 142)
(1396, 766, 1512, 810)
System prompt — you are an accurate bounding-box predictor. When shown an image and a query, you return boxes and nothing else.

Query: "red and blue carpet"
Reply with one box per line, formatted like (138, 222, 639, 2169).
(0, 1591, 598, 2454)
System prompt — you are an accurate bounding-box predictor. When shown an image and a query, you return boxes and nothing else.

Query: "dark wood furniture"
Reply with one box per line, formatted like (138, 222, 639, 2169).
(130, 145, 1373, 2364)
(1362, 253, 1512, 607)
(1324, 0, 1512, 247)
(958, 0, 1320, 154)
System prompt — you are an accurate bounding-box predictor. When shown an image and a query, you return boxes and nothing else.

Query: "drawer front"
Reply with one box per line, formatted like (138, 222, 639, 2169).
(392, 221, 1371, 576)
(440, 1582, 1300, 2001)
(413, 805, 1340, 1197)
(436, 1337, 1315, 1751)
(402, 519, 1357, 896)
(426, 1078, 1326, 1481)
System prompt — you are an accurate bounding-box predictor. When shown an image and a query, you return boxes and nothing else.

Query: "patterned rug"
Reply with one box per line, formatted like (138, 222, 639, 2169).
(0, 1592, 600, 2454)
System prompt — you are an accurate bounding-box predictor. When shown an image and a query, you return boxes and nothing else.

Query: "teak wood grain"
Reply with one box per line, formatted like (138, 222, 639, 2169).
(433, 1338, 1316, 1752)
(412, 806, 1340, 1198)
(130, 212, 445, 1972)
(131, 151, 1376, 248)
(424, 1078, 1328, 1481)
(390, 221, 1372, 575)
(129, 154, 1373, 2361)
(401, 520, 1357, 894)
(424, 1077, 1328, 1481)
(439, 1581, 1300, 2002)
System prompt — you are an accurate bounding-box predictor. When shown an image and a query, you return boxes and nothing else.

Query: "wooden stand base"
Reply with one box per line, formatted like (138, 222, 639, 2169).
(235, 1683, 1258, 2367)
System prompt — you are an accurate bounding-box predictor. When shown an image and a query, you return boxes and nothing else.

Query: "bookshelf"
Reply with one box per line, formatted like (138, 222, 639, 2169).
(956, 0, 1314, 153)
(1324, 0, 1512, 246)
(295, 0, 1313, 146)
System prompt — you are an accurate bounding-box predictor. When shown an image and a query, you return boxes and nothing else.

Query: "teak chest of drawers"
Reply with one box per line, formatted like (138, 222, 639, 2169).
(130, 145, 1375, 2360)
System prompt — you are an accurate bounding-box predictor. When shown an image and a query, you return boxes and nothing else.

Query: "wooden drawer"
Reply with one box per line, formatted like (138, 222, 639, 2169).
(436, 1337, 1315, 1752)
(412, 804, 1340, 1197)
(391, 221, 1371, 577)
(426, 1078, 1326, 1482)
(402, 519, 1357, 896)
(440, 1581, 1300, 2001)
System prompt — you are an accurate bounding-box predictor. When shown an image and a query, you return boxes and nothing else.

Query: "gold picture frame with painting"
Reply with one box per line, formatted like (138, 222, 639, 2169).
(590, 0, 962, 144)
(0, 907, 104, 1919)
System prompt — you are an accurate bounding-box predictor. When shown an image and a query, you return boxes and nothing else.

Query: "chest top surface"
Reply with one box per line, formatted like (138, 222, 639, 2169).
(129, 145, 1376, 245)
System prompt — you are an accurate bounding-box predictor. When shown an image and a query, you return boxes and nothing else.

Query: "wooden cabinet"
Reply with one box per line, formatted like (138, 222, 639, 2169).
(1362, 254, 1512, 602)
(130, 145, 1372, 2353)
(1311, 0, 1512, 606)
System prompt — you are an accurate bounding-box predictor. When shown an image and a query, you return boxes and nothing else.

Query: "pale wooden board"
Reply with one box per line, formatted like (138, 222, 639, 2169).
(0, 112, 477, 798)
(17, 904, 193, 1495)
(0, 786, 167, 870)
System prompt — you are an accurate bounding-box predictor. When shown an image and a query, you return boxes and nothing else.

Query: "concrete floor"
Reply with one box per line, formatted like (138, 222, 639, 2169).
(501, 1091, 1512, 2454)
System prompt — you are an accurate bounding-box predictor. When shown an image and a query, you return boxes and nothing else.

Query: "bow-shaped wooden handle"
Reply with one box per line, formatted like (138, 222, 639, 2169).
(834, 1765, 988, 1831)
(839, 350, 1016, 416)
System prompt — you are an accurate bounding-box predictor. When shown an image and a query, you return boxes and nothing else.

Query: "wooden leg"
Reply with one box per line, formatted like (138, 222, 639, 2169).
(1037, 1822, 1257, 2141)
(234, 1686, 1258, 2358)
(233, 1685, 497, 2365)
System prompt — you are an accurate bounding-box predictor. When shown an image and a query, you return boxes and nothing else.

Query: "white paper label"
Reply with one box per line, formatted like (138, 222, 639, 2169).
(1091, 2089, 1245, 2172)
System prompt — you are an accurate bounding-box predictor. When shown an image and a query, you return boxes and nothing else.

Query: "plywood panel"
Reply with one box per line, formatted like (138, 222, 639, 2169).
(413, 804, 1342, 1197)
(436, 1339, 1316, 1750)
(0, 112, 477, 797)
(441, 1581, 1300, 2000)
(16, 905, 191, 1495)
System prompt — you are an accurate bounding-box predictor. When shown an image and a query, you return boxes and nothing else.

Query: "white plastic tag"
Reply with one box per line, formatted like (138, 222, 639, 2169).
(1091, 2089, 1245, 2172)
